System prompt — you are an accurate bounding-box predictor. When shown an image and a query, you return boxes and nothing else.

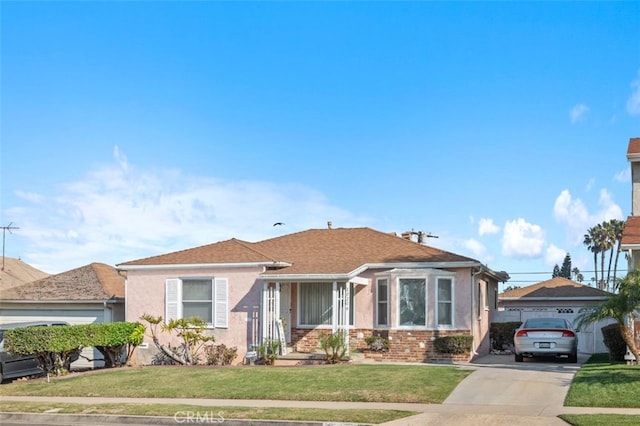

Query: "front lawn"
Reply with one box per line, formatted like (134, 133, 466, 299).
(564, 353, 640, 408)
(0, 363, 471, 404)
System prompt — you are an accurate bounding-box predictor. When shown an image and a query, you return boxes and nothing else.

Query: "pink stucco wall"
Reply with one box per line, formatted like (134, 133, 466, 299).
(125, 265, 496, 364)
(126, 266, 264, 364)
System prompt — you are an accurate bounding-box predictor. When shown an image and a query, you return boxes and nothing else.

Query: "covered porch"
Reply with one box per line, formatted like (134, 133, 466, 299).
(261, 278, 369, 357)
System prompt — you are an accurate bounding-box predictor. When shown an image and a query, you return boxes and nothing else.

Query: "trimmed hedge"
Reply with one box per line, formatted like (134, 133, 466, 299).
(5, 321, 145, 375)
(601, 323, 627, 361)
(433, 335, 473, 354)
(490, 322, 522, 351)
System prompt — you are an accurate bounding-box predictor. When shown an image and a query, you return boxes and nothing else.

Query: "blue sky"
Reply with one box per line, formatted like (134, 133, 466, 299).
(1, 2, 639, 288)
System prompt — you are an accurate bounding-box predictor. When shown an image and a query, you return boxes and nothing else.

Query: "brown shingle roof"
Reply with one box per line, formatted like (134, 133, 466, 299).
(118, 238, 277, 266)
(0, 257, 49, 291)
(119, 227, 479, 275)
(0, 263, 124, 301)
(500, 277, 610, 299)
(621, 215, 640, 246)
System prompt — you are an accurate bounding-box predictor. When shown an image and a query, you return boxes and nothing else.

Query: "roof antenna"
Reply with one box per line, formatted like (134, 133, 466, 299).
(1, 222, 19, 271)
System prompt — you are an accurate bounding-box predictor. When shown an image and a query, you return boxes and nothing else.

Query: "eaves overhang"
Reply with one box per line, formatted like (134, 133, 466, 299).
(620, 243, 640, 251)
(117, 261, 292, 271)
(261, 261, 484, 281)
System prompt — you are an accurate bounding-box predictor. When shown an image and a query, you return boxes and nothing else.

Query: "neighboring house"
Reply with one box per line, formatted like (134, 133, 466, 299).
(0, 257, 49, 291)
(0, 262, 125, 368)
(619, 136, 640, 352)
(496, 277, 614, 354)
(118, 226, 509, 364)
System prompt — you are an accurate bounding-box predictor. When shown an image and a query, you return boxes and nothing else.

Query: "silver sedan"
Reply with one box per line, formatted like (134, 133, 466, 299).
(513, 317, 578, 363)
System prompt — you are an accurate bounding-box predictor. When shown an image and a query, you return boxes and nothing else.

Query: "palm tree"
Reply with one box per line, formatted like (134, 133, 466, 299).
(583, 229, 598, 287)
(572, 267, 584, 283)
(576, 269, 640, 363)
(603, 221, 615, 290)
(610, 219, 626, 290)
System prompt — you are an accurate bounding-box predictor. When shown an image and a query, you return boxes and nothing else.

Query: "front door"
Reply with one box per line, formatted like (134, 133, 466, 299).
(279, 283, 291, 343)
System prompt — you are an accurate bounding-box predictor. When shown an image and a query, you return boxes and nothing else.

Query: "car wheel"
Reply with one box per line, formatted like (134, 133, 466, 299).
(515, 353, 523, 362)
(569, 352, 578, 363)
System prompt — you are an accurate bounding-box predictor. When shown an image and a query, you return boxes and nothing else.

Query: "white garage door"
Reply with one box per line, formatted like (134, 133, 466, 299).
(0, 308, 106, 369)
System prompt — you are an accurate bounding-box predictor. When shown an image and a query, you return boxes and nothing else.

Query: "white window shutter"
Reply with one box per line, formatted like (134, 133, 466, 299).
(214, 278, 228, 328)
(165, 278, 182, 324)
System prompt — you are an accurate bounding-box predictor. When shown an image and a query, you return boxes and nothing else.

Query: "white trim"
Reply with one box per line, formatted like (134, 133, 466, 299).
(262, 262, 481, 281)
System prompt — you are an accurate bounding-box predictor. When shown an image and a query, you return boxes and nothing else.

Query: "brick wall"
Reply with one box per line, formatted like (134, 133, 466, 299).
(290, 327, 472, 363)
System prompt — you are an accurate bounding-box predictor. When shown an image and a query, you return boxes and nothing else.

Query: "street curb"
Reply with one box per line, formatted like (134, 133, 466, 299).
(0, 412, 358, 426)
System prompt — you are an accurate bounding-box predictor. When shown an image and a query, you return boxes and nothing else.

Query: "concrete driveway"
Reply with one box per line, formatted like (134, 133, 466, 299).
(384, 352, 617, 426)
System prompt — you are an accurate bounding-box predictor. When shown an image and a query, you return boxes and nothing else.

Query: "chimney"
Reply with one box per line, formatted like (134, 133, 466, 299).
(327, 221, 332, 229)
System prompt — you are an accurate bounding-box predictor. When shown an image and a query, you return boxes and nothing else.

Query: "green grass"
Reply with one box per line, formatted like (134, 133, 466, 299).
(559, 414, 640, 426)
(564, 353, 640, 408)
(0, 364, 471, 403)
(0, 401, 416, 424)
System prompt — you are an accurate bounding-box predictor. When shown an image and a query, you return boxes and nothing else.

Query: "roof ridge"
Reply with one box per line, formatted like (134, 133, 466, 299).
(228, 238, 281, 263)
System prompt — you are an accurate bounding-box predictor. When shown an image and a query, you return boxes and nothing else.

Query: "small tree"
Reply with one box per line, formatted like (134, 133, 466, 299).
(319, 331, 347, 364)
(576, 270, 640, 362)
(140, 314, 214, 365)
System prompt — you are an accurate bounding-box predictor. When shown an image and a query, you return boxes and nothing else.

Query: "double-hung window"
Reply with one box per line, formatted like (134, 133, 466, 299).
(436, 277, 453, 326)
(165, 277, 228, 328)
(376, 278, 389, 326)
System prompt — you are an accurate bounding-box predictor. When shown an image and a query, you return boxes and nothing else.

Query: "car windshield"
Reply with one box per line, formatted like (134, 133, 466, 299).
(523, 318, 567, 329)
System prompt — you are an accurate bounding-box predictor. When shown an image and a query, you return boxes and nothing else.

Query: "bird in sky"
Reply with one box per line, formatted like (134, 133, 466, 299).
(273, 222, 285, 226)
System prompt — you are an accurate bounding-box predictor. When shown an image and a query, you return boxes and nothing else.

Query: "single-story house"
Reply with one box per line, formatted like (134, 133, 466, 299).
(0, 262, 125, 368)
(496, 277, 615, 354)
(118, 226, 509, 364)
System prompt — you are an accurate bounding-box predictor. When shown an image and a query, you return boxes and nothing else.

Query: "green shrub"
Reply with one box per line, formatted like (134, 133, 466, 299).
(490, 322, 522, 351)
(319, 331, 347, 364)
(6, 325, 85, 376)
(433, 335, 473, 354)
(84, 322, 146, 367)
(601, 323, 627, 361)
(5, 322, 146, 374)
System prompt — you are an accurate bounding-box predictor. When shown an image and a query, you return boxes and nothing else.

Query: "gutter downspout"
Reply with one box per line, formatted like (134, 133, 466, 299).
(471, 266, 484, 356)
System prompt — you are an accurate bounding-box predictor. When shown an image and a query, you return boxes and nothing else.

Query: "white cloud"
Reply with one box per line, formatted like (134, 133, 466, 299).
(14, 190, 44, 203)
(545, 244, 567, 268)
(463, 238, 488, 260)
(10, 148, 369, 273)
(501, 218, 545, 259)
(553, 189, 623, 245)
(615, 167, 631, 183)
(478, 218, 500, 236)
(570, 103, 590, 123)
(627, 69, 640, 115)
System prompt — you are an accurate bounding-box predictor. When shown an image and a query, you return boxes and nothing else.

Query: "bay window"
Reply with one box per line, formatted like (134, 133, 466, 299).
(398, 278, 426, 326)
